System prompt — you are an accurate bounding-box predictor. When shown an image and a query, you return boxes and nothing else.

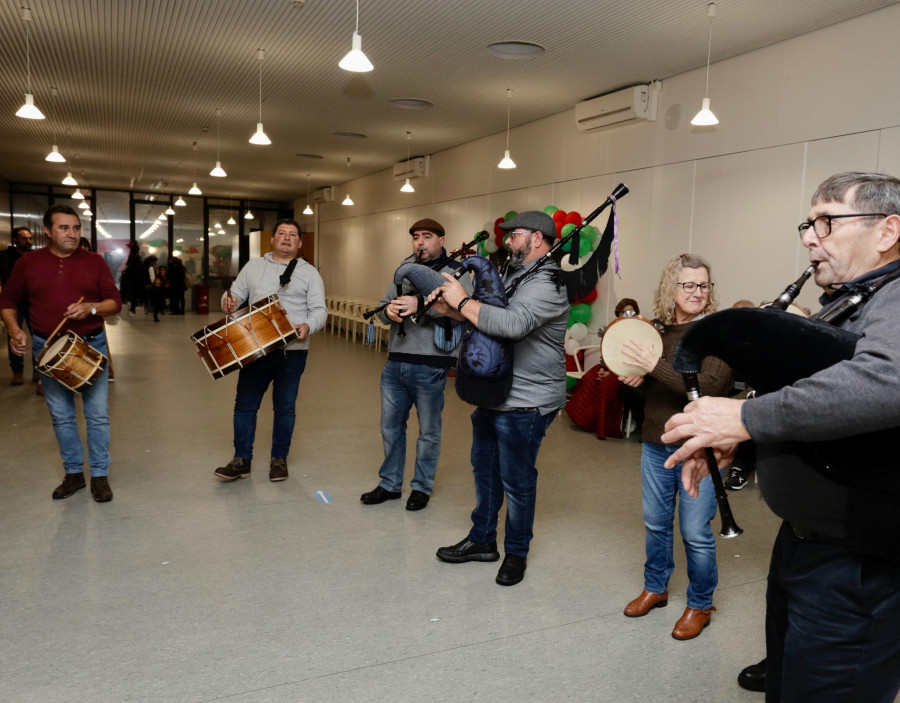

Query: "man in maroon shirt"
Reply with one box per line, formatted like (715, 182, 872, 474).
(0, 205, 122, 502)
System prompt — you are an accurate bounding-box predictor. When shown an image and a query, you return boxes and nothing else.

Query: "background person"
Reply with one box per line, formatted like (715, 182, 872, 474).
(0, 226, 34, 385)
(619, 253, 731, 640)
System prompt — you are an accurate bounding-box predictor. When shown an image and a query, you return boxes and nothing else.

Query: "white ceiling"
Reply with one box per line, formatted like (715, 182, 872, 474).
(1, 0, 897, 202)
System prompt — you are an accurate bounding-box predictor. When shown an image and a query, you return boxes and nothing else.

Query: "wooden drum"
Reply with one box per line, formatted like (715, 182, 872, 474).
(191, 294, 298, 379)
(36, 331, 108, 391)
(600, 315, 663, 377)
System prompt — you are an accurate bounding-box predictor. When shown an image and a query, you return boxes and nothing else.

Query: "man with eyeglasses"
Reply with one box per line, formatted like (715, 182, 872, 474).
(428, 211, 569, 586)
(662, 172, 900, 702)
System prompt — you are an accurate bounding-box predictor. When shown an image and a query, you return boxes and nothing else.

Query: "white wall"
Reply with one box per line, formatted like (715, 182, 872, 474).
(301, 4, 900, 325)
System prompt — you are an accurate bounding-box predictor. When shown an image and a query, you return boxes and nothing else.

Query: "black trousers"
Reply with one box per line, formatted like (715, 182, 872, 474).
(766, 521, 900, 702)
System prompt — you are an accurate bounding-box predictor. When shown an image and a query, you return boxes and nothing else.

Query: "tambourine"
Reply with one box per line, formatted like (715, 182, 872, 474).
(600, 315, 663, 377)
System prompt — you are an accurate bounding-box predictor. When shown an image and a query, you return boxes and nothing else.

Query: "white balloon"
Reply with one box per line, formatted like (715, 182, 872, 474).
(569, 322, 588, 341)
(483, 238, 498, 253)
(564, 338, 580, 356)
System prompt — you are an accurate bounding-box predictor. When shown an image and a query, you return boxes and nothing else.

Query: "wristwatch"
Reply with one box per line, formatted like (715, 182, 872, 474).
(89, 303, 97, 316)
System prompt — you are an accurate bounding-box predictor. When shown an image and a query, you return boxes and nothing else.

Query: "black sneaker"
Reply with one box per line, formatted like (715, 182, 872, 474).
(436, 538, 500, 563)
(724, 466, 749, 491)
(214, 458, 251, 481)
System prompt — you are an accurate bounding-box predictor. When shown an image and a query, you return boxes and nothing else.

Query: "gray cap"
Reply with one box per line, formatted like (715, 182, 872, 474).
(498, 211, 556, 239)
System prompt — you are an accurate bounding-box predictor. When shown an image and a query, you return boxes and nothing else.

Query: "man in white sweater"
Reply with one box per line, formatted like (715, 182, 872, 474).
(213, 219, 326, 483)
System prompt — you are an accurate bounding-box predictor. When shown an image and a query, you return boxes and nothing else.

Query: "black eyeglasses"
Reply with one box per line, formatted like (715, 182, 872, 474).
(676, 282, 714, 294)
(797, 213, 886, 239)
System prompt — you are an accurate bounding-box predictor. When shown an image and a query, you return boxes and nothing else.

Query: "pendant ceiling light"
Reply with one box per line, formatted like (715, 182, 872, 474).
(83, 208, 93, 217)
(62, 172, 78, 186)
(342, 157, 354, 206)
(77, 200, 89, 210)
(16, 8, 44, 119)
(165, 205, 176, 216)
(244, 209, 254, 220)
(175, 195, 186, 206)
(497, 88, 516, 169)
(71, 188, 85, 200)
(188, 183, 202, 195)
(400, 131, 415, 193)
(210, 108, 227, 177)
(303, 173, 314, 215)
(249, 49, 272, 145)
(45, 144, 65, 163)
(339, 0, 373, 72)
(691, 3, 719, 126)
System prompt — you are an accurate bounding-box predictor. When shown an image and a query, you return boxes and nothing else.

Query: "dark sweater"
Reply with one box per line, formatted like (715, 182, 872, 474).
(641, 319, 732, 444)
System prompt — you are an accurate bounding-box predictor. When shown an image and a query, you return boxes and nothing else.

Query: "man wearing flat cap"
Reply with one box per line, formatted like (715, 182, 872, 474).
(429, 211, 569, 586)
(361, 218, 472, 511)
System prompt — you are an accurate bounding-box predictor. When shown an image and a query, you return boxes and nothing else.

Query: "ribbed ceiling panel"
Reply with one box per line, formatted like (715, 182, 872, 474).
(0, 0, 896, 200)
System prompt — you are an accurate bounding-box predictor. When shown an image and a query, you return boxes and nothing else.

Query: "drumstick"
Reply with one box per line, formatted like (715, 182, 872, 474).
(47, 296, 84, 341)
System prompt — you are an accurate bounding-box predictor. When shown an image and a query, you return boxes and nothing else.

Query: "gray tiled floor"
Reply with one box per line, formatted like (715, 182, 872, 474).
(0, 311, 782, 702)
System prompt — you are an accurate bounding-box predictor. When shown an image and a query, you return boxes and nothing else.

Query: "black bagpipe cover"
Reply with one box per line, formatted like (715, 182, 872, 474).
(673, 307, 898, 492)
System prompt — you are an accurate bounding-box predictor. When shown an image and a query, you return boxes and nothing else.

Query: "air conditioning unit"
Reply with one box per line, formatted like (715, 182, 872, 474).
(575, 83, 659, 131)
(393, 155, 430, 181)
(312, 186, 334, 203)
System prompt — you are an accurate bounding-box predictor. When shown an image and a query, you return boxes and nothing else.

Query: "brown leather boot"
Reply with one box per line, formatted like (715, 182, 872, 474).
(672, 606, 716, 640)
(90, 476, 114, 503)
(623, 590, 668, 617)
(52, 473, 86, 500)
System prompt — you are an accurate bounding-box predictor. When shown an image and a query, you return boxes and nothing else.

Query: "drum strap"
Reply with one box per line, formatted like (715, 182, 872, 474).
(279, 258, 299, 288)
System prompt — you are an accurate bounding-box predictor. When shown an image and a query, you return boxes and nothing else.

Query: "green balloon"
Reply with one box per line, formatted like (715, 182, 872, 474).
(504, 210, 518, 221)
(581, 224, 597, 242)
(560, 223, 577, 251)
(571, 303, 592, 325)
(579, 236, 592, 257)
(543, 205, 559, 215)
(566, 375, 579, 392)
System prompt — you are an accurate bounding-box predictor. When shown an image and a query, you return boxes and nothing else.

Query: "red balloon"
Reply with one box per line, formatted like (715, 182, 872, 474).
(495, 231, 506, 248)
(493, 217, 505, 237)
(565, 211, 583, 226)
(575, 288, 598, 305)
(552, 210, 567, 223)
(555, 220, 565, 237)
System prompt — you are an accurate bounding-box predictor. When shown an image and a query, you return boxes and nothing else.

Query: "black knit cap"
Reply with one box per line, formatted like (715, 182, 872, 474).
(498, 211, 555, 239)
(408, 218, 445, 237)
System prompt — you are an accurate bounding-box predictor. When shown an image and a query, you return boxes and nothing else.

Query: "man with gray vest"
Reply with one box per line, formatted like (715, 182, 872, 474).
(360, 218, 471, 511)
(427, 211, 569, 586)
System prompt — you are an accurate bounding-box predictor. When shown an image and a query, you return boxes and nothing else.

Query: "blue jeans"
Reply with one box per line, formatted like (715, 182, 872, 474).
(766, 522, 900, 703)
(641, 441, 718, 609)
(467, 408, 556, 557)
(233, 349, 308, 460)
(33, 331, 111, 477)
(378, 360, 448, 494)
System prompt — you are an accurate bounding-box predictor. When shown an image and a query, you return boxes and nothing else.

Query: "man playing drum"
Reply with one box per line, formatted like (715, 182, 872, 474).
(213, 219, 326, 483)
(0, 205, 122, 502)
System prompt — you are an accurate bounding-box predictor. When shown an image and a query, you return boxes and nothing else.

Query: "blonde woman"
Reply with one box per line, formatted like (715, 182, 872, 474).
(619, 254, 731, 640)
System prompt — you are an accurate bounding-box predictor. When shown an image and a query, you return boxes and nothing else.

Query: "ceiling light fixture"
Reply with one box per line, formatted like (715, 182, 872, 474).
(165, 206, 176, 216)
(45, 144, 65, 163)
(249, 49, 272, 145)
(210, 108, 227, 177)
(338, 0, 373, 72)
(400, 131, 415, 193)
(188, 182, 202, 195)
(175, 195, 186, 206)
(342, 157, 354, 206)
(62, 171, 78, 186)
(691, 3, 719, 127)
(498, 88, 516, 169)
(303, 173, 313, 215)
(71, 188, 85, 200)
(78, 200, 89, 210)
(15, 8, 44, 119)
(83, 208, 93, 217)
(244, 210, 254, 220)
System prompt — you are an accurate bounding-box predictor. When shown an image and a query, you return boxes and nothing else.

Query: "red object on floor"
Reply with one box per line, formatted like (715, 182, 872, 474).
(565, 364, 624, 440)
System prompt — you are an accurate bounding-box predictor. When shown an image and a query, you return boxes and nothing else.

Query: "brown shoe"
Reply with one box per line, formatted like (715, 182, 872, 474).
(214, 457, 251, 481)
(90, 476, 114, 503)
(11, 373, 24, 386)
(36, 382, 44, 396)
(624, 590, 668, 617)
(672, 606, 716, 640)
(52, 473, 86, 499)
(269, 457, 288, 482)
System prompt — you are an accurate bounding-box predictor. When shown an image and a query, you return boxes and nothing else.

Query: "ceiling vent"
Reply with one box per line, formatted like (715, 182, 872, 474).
(393, 155, 430, 181)
(575, 83, 660, 131)
(312, 186, 334, 203)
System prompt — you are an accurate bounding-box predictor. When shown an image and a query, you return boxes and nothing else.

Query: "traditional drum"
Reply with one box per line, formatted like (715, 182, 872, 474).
(191, 294, 298, 379)
(600, 315, 663, 377)
(36, 331, 108, 391)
